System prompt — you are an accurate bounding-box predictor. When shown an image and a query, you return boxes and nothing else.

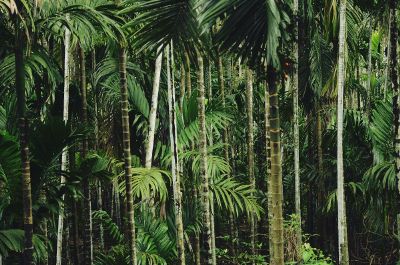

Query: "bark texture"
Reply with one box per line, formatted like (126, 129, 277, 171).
(166, 44, 186, 265)
(337, 1, 350, 264)
(15, 21, 34, 265)
(118, 47, 138, 265)
(56, 24, 71, 265)
(267, 68, 284, 265)
(145, 46, 163, 168)
(293, 0, 302, 260)
(246, 68, 256, 262)
(197, 54, 213, 265)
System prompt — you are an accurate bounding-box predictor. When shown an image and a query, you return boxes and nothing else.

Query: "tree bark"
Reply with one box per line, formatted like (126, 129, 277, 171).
(267, 68, 284, 265)
(186, 51, 192, 97)
(246, 68, 256, 262)
(366, 19, 373, 117)
(15, 17, 34, 265)
(180, 64, 186, 111)
(389, 0, 400, 261)
(145, 47, 163, 168)
(78, 44, 93, 265)
(264, 78, 272, 260)
(197, 53, 213, 265)
(118, 46, 138, 265)
(166, 43, 186, 265)
(206, 56, 217, 265)
(337, 1, 350, 264)
(56, 22, 71, 265)
(293, 0, 302, 260)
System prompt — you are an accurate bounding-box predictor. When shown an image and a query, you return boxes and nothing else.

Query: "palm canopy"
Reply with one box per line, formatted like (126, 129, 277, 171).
(121, 0, 200, 59)
(199, 0, 289, 68)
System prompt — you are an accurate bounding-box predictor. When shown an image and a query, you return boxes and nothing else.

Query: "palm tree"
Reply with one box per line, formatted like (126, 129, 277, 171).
(246, 68, 256, 261)
(267, 67, 284, 265)
(118, 40, 138, 265)
(337, 0, 350, 264)
(145, 46, 163, 168)
(389, 0, 400, 255)
(56, 22, 71, 265)
(78, 43, 94, 265)
(200, 1, 286, 264)
(166, 43, 186, 265)
(293, 0, 302, 259)
(197, 52, 213, 265)
(14, 8, 33, 265)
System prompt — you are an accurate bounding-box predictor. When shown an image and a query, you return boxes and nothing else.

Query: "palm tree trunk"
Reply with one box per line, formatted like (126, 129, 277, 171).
(118, 46, 138, 265)
(206, 57, 217, 265)
(145, 46, 163, 168)
(189, 50, 201, 265)
(246, 68, 256, 262)
(366, 19, 373, 117)
(56, 23, 71, 265)
(166, 43, 186, 265)
(389, 0, 400, 259)
(316, 103, 327, 249)
(194, 185, 201, 265)
(15, 18, 34, 265)
(337, 1, 350, 264)
(79, 44, 94, 265)
(91, 50, 104, 251)
(219, 57, 237, 261)
(293, 0, 302, 260)
(267, 67, 284, 265)
(197, 53, 213, 265)
(186, 51, 192, 97)
(180, 64, 186, 111)
(385, 14, 391, 100)
(264, 79, 272, 256)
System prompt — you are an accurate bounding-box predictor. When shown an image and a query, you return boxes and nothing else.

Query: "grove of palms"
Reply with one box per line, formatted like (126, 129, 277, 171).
(0, 0, 399, 265)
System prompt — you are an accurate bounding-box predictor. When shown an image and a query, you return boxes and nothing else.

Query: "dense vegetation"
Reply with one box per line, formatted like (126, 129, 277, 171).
(0, 0, 399, 264)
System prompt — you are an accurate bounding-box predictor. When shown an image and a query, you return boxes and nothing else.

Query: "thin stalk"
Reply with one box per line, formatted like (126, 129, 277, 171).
(337, 1, 350, 264)
(56, 22, 71, 265)
(166, 43, 186, 265)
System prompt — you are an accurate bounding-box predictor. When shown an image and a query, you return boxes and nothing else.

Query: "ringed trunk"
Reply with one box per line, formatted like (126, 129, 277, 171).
(337, 1, 350, 264)
(15, 17, 34, 265)
(267, 68, 284, 265)
(56, 23, 71, 265)
(166, 44, 186, 265)
(197, 53, 213, 265)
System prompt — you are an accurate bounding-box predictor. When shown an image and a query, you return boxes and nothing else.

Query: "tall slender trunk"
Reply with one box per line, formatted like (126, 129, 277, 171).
(56, 23, 71, 265)
(366, 19, 373, 117)
(194, 185, 201, 265)
(267, 68, 284, 265)
(145, 47, 163, 168)
(197, 53, 213, 265)
(206, 57, 217, 265)
(166, 43, 186, 265)
(220, 57, 236, 261)
(180, 64, 186, 111)
(389, 0, 400, 260)
(246, 68, 256, 262)
(189, 51, 201, 264)
(337, 1, 350, 264)
(117, 44, 138, 264)
(385, 15, 392, 100)
(15, 17, 33, 265)
(79, 44, 93, 265)
(293, 0, 302, 260)
(264, 79, 272, 257)
(91, 50, 104, 250)
(186, 51, 192, 97)
(316, 103, 327, 249)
